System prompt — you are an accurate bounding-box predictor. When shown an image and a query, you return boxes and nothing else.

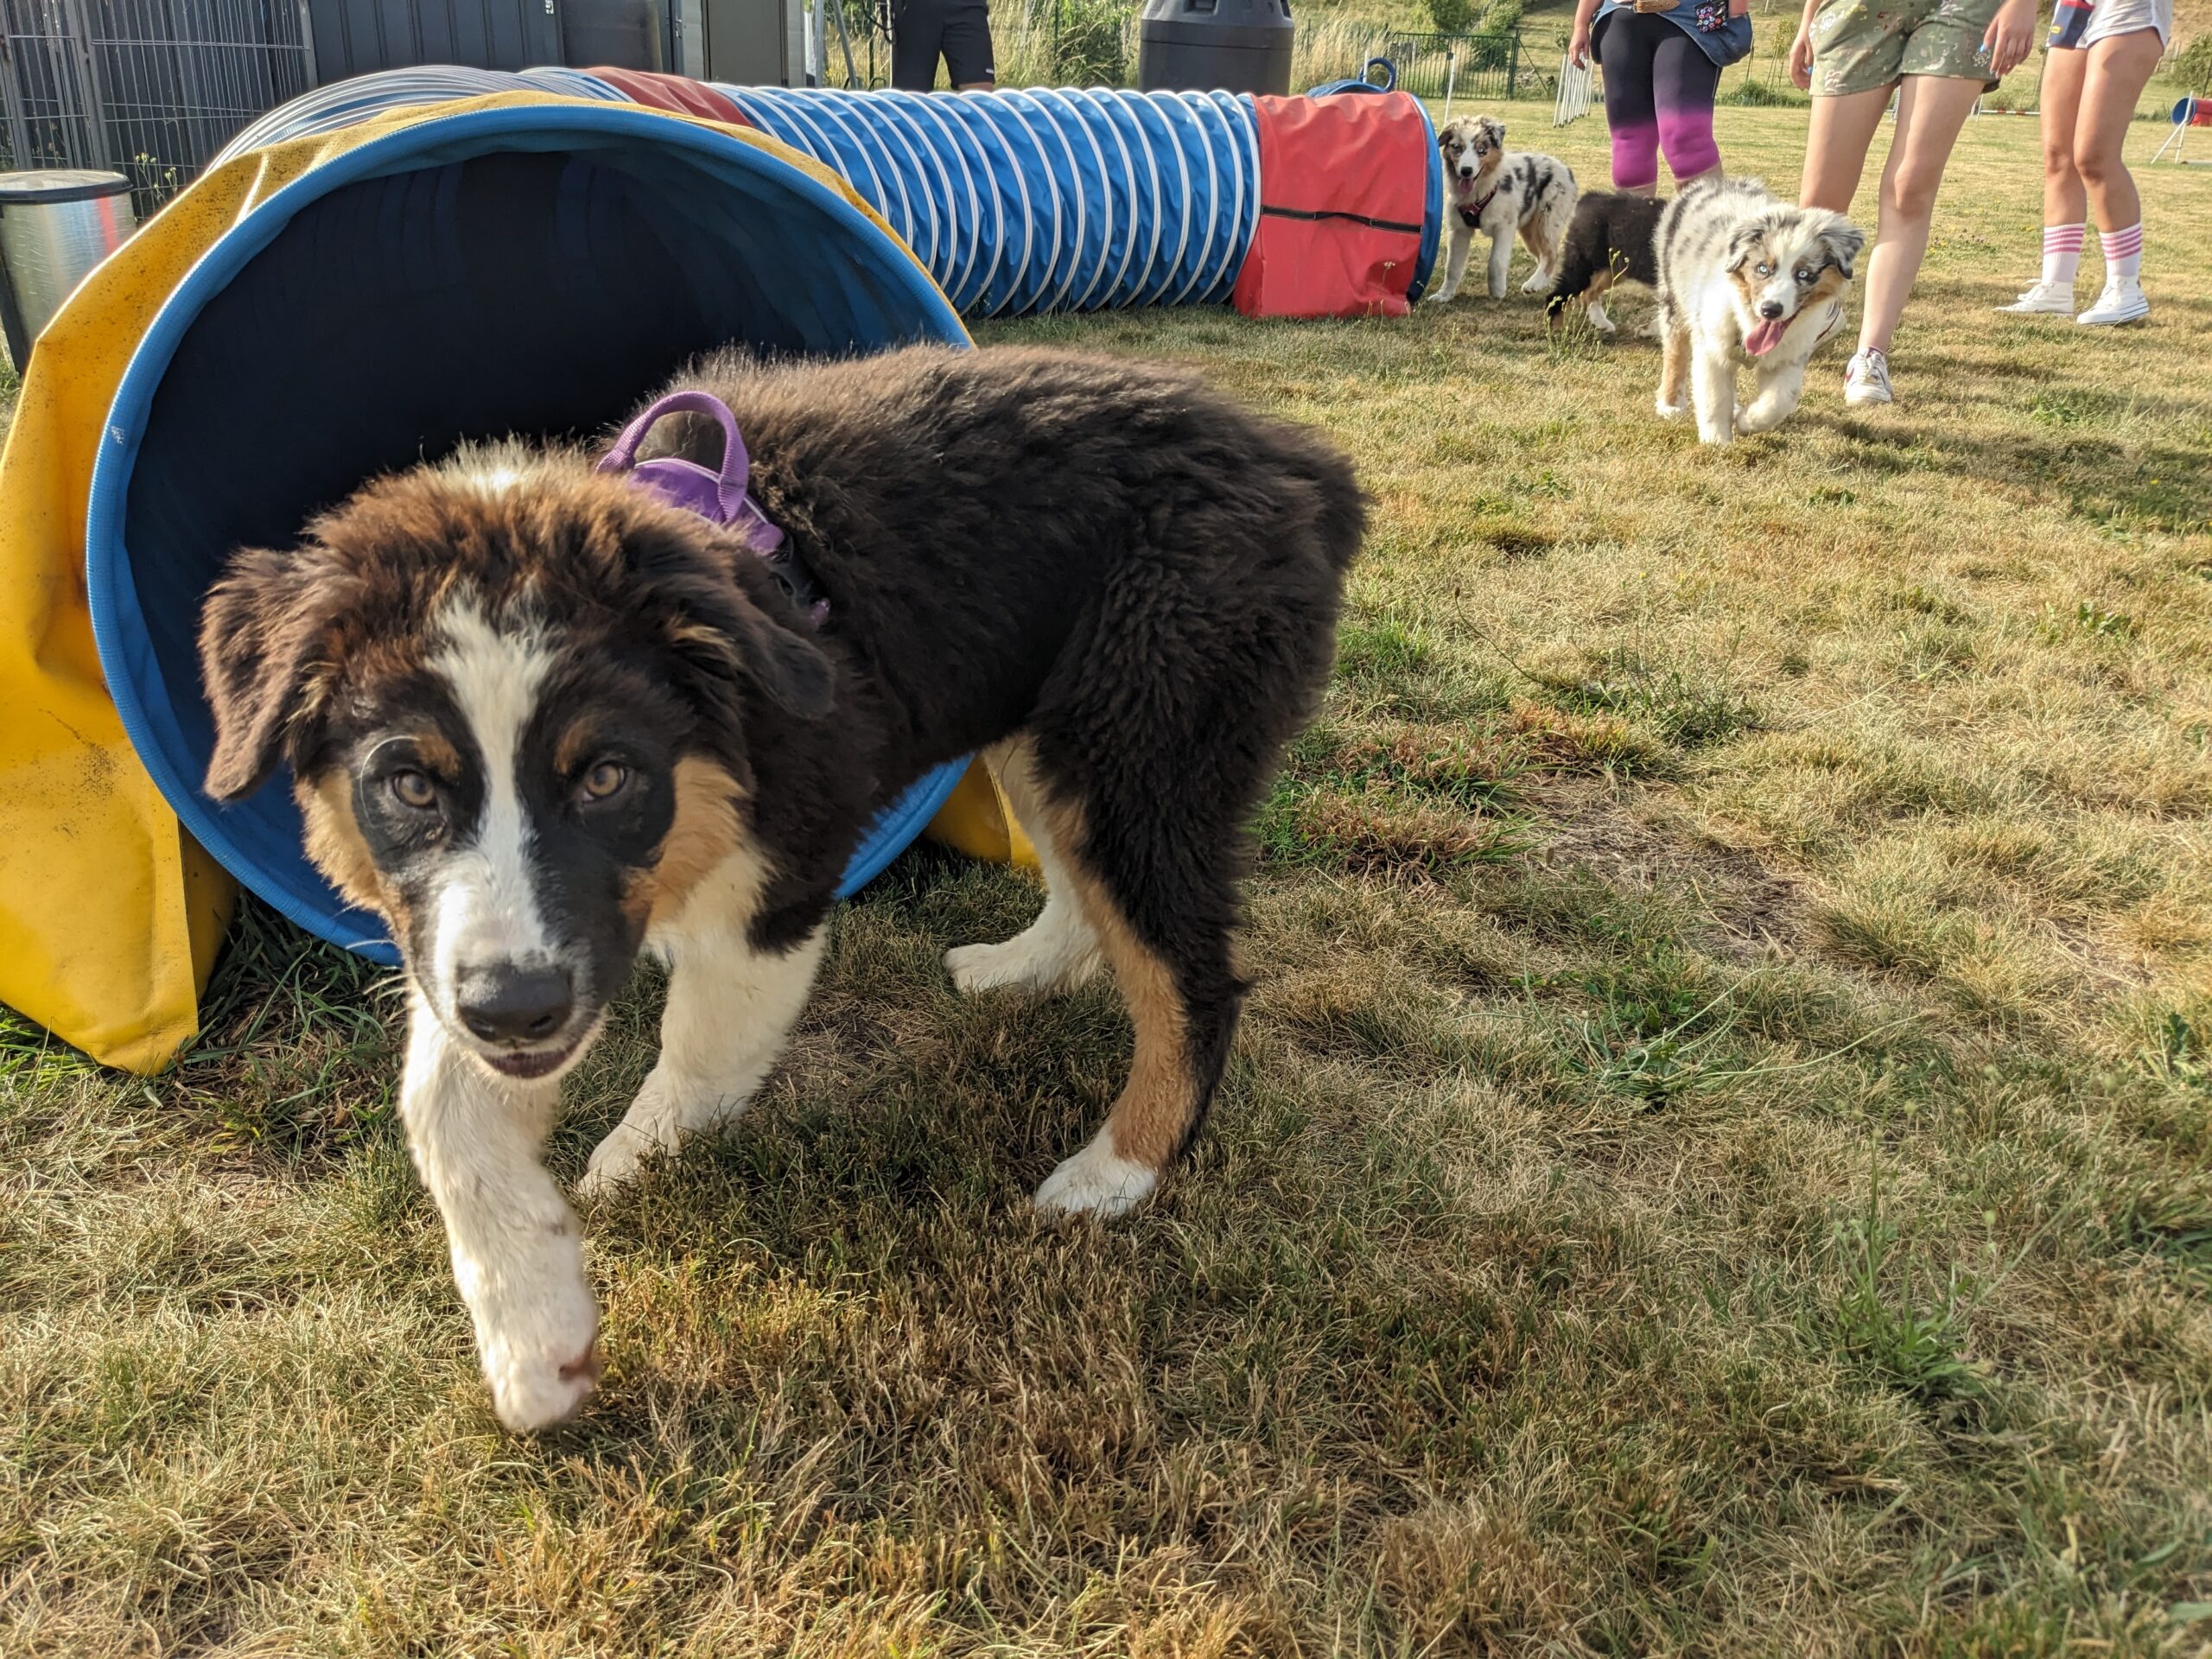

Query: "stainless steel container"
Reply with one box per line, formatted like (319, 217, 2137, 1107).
(0, 170, 137, 370)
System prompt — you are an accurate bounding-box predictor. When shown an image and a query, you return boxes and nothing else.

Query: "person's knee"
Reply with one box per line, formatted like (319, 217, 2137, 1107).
(1611, 125, 1661, 191)
(1882, 166, 1943, 222)
(1656, 110, 1719, 177)
(2071, 140, 2117, 187)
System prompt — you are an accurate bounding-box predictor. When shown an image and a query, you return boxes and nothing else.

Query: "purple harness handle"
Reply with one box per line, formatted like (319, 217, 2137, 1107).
(597, 391, 786, 556)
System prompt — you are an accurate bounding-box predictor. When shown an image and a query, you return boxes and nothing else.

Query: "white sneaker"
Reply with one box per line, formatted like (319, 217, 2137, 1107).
(1998, 281, 2076, 315)
(2076, 281, 2149, 326)
(1844, 347, 1892, 407)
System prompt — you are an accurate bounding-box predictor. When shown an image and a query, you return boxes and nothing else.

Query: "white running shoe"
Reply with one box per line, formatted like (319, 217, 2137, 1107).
(2076, 281, 2149, 326)
(1844, 347, 1892, 407)
(1997, 281, 2076, 315)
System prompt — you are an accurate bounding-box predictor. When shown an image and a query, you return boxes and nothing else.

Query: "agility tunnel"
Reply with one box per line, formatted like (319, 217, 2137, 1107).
(0, 71, 1441, 1071)
(216, 68, 1442, 320)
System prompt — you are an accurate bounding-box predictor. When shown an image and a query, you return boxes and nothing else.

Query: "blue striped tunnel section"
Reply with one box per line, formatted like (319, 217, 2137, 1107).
(715, 87, 1261, 315)
(213, 70, 1263, 319)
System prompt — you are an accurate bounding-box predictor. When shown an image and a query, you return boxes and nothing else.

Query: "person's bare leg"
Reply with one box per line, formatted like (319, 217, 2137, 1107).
(1799, 84, 1891, 213)
(957, 79, 995, 90)
(2038, 47, 2089, 230)
(2071, 29, 2163, 235)
(1855, 73, 1983, 357)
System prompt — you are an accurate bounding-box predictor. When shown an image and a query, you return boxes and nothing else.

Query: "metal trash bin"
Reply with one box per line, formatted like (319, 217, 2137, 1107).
(0, 170, 137, 371)
(1137, 0, 1294, 97)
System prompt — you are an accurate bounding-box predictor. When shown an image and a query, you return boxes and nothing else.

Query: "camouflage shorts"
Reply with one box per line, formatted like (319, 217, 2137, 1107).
(1808, 0, 2002, 94)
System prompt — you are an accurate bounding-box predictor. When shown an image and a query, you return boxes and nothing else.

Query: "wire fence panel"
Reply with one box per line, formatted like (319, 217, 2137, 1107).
(1294, 27, 1543, 106)
(3, 0, 110, 168)
(1, 0, 310, 209)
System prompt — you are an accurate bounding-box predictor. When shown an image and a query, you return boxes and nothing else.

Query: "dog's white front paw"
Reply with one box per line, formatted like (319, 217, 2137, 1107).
(576, 1086, 683, 1198)
(1427, 284, 1457, 304)
(575, 1128, 655, 1199)
(1737, 400, 1786, 435)
(1520, 272, 1548, 294)
(1034, 1132, 1158, 1220)
(1655, 397, 1688, 421)
(1698, 424, 1734, 446)
(468, 1264, 601, 1432)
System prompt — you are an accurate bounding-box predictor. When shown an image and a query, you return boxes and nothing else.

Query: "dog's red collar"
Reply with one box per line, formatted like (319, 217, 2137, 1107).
(1457, 185, 1497, 227)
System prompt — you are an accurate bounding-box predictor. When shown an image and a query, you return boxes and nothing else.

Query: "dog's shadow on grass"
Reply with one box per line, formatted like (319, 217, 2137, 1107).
(558, 848, 1146, 1254)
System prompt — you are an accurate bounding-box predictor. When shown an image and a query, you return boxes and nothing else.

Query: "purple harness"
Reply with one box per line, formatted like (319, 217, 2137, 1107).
(597, 391, 829, 626)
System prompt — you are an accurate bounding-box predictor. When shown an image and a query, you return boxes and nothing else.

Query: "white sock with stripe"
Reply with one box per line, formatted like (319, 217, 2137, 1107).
(2041, 223, 2084, 289)
(2100, 222, 2142, 287)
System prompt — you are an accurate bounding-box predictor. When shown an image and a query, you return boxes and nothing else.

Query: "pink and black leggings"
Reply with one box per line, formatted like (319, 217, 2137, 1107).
(1597, 10, 1722, 191)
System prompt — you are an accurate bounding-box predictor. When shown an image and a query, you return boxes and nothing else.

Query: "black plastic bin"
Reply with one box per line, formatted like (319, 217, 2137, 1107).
(1136, 0, 1294, 97)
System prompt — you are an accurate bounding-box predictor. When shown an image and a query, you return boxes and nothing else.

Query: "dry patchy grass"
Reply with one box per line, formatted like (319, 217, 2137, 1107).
(3, 106, 2210, 1656)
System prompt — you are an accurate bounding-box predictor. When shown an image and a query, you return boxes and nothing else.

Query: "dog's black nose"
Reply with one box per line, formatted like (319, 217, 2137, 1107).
(1759, 299, 1785, 319)
(1459, 165, 1475, 177)
(458, 965, 574, 1046)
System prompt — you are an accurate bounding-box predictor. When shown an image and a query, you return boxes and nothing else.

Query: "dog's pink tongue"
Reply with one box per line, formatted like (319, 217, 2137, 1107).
(1745, 317, 1788, 356)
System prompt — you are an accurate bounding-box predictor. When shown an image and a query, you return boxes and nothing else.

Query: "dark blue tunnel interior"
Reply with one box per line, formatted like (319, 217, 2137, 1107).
(91, 121, 970, 960)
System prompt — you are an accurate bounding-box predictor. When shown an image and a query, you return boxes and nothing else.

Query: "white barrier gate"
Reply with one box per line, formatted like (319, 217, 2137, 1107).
(1554, 51, 1596, 126)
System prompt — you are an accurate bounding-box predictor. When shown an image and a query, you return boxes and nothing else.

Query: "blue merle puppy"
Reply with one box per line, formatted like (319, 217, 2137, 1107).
(1429, 115, 1578, 304)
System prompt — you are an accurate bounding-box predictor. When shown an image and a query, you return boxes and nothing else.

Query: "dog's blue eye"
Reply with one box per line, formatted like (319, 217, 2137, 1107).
(1796, 269, 1815, 283)
(1756, 263, 1772, 277)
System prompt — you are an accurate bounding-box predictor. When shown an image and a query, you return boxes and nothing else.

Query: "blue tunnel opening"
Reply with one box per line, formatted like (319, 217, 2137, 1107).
(86, 108, 973, 964)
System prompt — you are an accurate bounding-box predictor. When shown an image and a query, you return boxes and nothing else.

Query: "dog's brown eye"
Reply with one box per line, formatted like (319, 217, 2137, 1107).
(579, 760, 629, 803)
(391, 769, 437, 810)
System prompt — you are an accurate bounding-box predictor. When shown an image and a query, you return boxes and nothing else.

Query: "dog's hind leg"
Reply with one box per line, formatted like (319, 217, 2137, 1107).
(1656, 316, 1691, 417)
(1584, 269, 1618, 334)
(1018, 509, 1344, 1217)
(945, 741, 1105, 995)
(1519, 222, 1555, 293)
(1020, 766, 1246, 1221)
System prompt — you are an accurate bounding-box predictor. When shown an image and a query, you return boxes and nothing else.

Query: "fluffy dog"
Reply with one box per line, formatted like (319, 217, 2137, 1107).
(1428, 115, 1576, 303)
(1652, 177, 1865, 444)
(1544, 189, 1665, 335)
(194, 346, 1363, 1430)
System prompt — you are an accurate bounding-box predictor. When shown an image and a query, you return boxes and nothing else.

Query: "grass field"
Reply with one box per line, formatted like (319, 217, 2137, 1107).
(5, 105, 2212, 1656)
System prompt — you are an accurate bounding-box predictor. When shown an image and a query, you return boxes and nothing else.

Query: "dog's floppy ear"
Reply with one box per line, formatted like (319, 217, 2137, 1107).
(624, 514, 836, 724)
(200, 544, 359, 801)
(1820, 219, 1866, 280)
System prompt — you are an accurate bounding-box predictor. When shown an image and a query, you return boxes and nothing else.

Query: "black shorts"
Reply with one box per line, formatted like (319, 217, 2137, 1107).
(891, 0, 995, 88)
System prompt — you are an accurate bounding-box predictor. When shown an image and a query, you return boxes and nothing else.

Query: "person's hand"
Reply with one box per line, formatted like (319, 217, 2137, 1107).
(1980, 0, 2036, 76)
(1788, 24, 1815, 88)
(1728, 0, 1749, 16)
(1569, 20, 1592, 66)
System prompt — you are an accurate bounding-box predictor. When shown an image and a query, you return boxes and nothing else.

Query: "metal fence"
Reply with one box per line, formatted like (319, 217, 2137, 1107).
(2, 0, 314, 211)
(1302, 28, 1546, 106)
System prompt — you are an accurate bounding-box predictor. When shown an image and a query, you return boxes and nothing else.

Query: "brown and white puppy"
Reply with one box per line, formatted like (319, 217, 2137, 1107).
(196, 346, 1363, 1432)
(1651, 176, 1865, 443)
(1428, 115, 1577, 304)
